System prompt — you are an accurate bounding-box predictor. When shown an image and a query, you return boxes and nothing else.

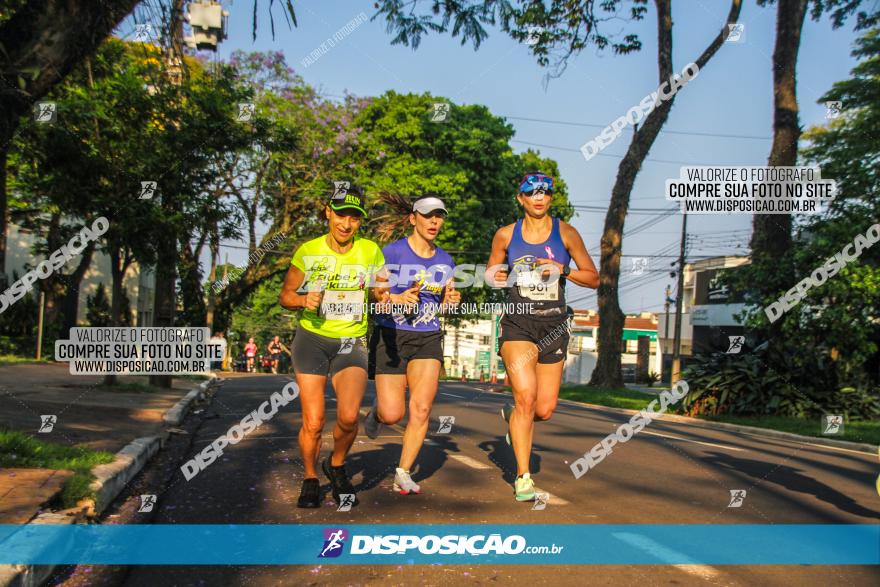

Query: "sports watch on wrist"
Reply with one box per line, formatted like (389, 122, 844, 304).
(562, 265, 571, 278)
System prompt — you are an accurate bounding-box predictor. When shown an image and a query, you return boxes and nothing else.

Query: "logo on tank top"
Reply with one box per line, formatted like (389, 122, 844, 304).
(511, 254, 537, 272)
(411, 268, 443, 294)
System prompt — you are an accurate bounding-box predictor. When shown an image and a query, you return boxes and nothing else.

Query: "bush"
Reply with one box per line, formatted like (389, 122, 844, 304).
(681, 343, 880, 421)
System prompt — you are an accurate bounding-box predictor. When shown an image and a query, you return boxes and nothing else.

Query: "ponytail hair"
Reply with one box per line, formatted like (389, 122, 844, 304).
(374, 191, 414, 242)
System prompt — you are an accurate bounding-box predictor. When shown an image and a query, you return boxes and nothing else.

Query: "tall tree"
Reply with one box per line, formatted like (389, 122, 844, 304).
(749, 0, 876, 344)
(376, 0, 741, 386)
(0, 0, 142, 283)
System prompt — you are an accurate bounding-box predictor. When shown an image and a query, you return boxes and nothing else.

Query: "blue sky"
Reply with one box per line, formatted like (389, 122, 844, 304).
(148, 1, 866, 313)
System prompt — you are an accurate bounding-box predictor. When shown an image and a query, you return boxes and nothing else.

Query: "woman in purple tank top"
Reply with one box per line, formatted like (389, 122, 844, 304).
(486, 172, 599, 502)
(366, 193, 461, 495)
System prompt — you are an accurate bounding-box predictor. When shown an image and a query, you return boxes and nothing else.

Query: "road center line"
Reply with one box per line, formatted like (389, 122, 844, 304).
(441, 392, 467, 399)
(612, 532, 724, 581)
(449, 454, 492, 470)
(640, 430, 744, 451)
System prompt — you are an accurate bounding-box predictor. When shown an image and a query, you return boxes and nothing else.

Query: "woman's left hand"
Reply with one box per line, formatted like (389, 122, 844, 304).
(535, 258, 565, 279)
(442, 281, 461, 305)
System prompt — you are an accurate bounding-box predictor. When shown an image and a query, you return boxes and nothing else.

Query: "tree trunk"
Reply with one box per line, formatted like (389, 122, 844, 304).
(206, 225, 219, 330)
(589, 0, 743, 387)
(59, 241, 96, 339)
(0, 141, 7, 289)
(177, 238, 206, 326)
(749, 0, 807, 339)
(149, 222, 177, 389)
(103, 244, 126, 386)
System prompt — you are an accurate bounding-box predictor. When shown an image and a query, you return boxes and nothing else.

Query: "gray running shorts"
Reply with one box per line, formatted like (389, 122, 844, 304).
(291, 326, 368, 377)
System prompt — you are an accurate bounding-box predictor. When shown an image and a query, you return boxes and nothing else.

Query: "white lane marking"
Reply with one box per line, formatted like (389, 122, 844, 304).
(736, 431, 876, 457)
(441, 392, 467, 399)
(449, 454, 492, 470)
(557, 399, 878, 459)
(639, 430, 744, 452)
(534, 487, 570, 506)
(799, 441, 875, 457)
(612, 532, 723, 581)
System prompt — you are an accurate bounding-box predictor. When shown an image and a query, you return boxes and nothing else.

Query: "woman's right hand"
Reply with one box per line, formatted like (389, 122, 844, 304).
(492, 267, 509, 288)
(304, 290, 323, 311)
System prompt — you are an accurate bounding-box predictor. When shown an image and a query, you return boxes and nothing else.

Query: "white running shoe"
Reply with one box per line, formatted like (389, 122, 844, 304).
(393, 468, 421, 494)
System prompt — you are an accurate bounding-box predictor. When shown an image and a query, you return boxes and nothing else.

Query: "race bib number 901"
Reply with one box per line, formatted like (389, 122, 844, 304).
(516, 270, 559, 301)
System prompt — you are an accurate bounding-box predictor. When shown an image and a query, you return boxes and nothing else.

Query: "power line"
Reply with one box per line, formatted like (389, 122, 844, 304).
(511, 140, 731, 167)
(503, 114, 771, 141)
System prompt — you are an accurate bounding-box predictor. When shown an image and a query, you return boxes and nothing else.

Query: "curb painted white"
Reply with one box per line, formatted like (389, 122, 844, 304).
(0, 374, 220, 587)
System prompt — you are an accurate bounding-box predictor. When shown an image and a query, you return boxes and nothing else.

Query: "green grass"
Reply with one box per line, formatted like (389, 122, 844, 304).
(0, 429, 115, 508)
(559, 384, 880, 446)
(700, 414, 880, 446)
(559, 384, 658, 410)
(0, 354, 49, 366)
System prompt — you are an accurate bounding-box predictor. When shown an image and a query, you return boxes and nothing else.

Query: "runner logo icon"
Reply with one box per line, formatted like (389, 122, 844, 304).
(823, 415, 843, 435)
(319, 528, 348, 558)
(726, 335, 745, 354)
(38, 414, 57, 433)
(337, 494, 355, 512)
(437, 416, 455, 434)
(728, 489, 747, 508)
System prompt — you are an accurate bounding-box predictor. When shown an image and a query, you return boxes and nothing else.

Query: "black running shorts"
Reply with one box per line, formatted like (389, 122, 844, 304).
(369, 326, 444, 377)
(291, 326, 368, 376)
(498, 312, 571, 364)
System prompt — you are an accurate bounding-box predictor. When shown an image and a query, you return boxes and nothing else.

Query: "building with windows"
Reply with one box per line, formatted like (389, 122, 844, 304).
(656, 255, 750, 369)
(564, 310, 661, 384)
(5, 221, 155, 327)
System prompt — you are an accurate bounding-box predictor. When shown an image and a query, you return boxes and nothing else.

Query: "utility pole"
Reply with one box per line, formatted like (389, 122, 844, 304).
(149, 0, 186, 389)
(489, 313, 498, 381)
(454, 325, 460, 377)
(663, 284, 671, 355)
(36, 291, 45, 360)
(671, 213, 688, 384)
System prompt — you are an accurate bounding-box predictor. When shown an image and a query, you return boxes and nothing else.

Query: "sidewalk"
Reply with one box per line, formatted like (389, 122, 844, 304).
(624, 382, 667, 395)
(0, 362, 197, 524)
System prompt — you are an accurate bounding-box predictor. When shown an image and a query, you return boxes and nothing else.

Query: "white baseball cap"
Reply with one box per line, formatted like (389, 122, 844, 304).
(412, 196, 447, 215)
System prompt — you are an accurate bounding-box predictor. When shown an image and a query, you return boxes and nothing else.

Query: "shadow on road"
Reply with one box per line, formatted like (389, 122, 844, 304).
(706, 452, 880, 520)
(478, 437, 541, 483)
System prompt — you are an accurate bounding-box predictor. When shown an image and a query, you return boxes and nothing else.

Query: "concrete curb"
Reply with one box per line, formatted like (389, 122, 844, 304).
(0, 514, 76, 587)
(0, 373, 221, 587)
(557, 397, 878, 454)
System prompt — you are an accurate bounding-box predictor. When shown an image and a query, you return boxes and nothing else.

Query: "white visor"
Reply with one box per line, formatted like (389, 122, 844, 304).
(413, 197, 447, 215)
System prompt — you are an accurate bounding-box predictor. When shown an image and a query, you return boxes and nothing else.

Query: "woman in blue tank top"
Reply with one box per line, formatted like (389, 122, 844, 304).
(486, 172, 599, 502)
(366, 193, 461, 495)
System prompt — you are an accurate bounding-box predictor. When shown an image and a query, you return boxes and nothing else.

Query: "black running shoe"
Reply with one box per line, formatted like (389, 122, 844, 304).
(297, 477, 321, 508)
(322, 458, 359, 507)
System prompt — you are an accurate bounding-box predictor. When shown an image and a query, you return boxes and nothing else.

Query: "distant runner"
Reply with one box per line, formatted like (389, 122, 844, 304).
(267, 335, 285, 374)
(244, 337, 257, 373)
(366, 193, 460, 494)
(486, 172, 599, 501)
(278, 185, 384, 508)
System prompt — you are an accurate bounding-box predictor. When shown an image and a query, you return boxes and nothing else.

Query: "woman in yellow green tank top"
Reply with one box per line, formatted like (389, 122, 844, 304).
(279, 184, 384, 509)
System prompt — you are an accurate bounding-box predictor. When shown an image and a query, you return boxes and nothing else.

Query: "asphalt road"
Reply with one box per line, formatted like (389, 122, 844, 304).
(53, 373, 879, 586)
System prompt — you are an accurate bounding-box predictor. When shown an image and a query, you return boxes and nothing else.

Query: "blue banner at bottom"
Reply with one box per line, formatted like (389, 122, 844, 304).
(0, 524, 877, 565)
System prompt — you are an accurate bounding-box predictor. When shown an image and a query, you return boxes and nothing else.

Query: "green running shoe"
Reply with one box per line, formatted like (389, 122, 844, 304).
(514, 473, 536, 501)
